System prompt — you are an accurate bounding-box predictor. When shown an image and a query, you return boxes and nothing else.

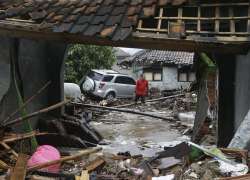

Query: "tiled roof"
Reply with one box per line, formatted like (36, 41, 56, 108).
(124, 49, 194, 65)
(0, 0, 188, 41)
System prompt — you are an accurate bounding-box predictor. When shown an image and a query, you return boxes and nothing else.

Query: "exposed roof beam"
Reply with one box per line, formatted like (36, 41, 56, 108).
(0, 24, 249, 54)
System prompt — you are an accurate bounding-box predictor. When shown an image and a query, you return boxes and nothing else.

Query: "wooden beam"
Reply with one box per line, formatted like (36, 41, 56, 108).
(10, 154, 29, 180)
(215, 6, 220, 33)
(28, 147, 102, 172)
(0, 23, 248, 54)
(197, 6, 201, 32)
(229, 7, 235, 34)
(0, 142, 18, 158)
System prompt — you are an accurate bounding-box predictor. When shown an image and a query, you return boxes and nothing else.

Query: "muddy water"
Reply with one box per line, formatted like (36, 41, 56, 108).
(91, 106, 188, 157)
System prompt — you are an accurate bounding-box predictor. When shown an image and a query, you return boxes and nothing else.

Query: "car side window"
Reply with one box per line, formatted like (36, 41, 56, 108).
(114, 76, 135, 85)
(102, 75, 114, 82)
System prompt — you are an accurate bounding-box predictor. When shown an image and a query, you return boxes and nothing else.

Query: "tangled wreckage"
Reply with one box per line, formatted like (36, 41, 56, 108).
(1, 0, 250, 179)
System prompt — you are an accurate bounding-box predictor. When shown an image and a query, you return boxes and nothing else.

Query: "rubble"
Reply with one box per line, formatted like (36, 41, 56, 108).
(1, 92, 249, 180)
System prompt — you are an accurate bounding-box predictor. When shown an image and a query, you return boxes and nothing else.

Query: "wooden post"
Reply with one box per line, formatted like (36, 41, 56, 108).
(215, 6, 220, 33)
(10, 154, 29, 180)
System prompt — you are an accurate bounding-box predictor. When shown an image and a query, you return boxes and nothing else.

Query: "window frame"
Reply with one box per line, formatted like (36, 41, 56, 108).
(178, 69, 196, 82)
(143, 68, 163, 82)
(114, 76, 136, 85)
(102, 75, 114, 82)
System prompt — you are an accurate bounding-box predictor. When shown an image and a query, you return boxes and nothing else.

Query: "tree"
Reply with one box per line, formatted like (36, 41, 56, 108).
(65, 44, 116, 83)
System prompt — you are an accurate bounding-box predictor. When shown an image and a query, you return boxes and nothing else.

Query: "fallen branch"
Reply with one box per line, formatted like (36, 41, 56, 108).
(114, 94, 185, 108)
(27, 147, 102, 172)
(2, 131, 54, 143)
(73, 103, 175, 122)
(3, 81, 51, 124)
(3, 100, 70, 127)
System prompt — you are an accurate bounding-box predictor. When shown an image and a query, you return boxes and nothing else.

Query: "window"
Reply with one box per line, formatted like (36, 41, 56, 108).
(102, 75, 114, 82)
(114, 76, 136, 85)
(87, 71, 103, 81)
(143, 69, 162, 81)
(178, 70, 196, 82)
(144, 72, 153, 81)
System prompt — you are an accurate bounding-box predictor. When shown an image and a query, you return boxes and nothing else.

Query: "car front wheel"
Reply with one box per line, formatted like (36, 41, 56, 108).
(105, 92, 116, 101)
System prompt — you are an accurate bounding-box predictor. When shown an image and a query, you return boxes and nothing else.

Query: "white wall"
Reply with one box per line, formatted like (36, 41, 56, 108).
(149, 66, 191, 91)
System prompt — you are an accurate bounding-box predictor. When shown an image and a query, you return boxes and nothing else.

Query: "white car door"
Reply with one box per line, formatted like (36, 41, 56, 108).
(123, 77, 136, 98)
(114, 76, 135, 98)
(113, 76, 128, 98)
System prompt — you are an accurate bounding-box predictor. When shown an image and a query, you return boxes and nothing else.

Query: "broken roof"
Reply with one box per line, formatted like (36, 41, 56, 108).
(123, 49, 194, 65)
(0, 0, 188, 41)
(0, 0, 250, 53)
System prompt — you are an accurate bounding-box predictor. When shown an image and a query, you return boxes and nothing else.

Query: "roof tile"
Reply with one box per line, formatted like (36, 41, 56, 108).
(125, 50, 194, 65)
(111, 5, 127, 15)
(141, 5, 156, 17)
(130, 0, 143, 6)
(85, 5, 100, 15)
(70, 23, 88, 33)
(76, 15, 94, 24)
(112, 27, 132, 41)
(84, 24, 104, 36)
(92, 15, 109, 25)
(127, 5, 142, 16)
(100, 25, 117, 37)
(143, 0, 157, 6)
(53, 22, 74, 32)
(29, 9, 47, 20)
(64, 14, 80, 23)
(97, 5, 114, 16)
(105, 14, 123, 26)
(71, 6, 87, 14)
(0, 0, 189, 42)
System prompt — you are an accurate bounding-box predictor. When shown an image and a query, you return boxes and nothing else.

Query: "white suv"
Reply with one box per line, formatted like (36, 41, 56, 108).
(80, 70, 136, 100)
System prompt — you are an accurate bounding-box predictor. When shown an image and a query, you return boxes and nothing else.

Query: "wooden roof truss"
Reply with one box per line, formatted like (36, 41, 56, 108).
(136, 2, 250, 42)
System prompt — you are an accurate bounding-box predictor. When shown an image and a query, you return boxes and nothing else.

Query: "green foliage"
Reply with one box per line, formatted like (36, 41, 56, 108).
(65, 44, 116, 83)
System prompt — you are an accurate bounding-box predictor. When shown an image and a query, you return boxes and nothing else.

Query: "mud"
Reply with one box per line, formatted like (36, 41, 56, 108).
(91, 103, 192, 157)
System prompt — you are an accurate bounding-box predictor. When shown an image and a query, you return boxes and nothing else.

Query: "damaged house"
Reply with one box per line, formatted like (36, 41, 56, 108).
(0, 0, 250, 152)
(120, 49, 196, 92)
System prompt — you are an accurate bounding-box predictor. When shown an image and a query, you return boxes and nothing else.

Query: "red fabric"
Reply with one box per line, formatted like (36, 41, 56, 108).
(136, 79, 148, 96)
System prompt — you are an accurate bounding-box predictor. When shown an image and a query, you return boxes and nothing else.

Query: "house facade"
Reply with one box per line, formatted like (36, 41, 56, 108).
(121, 50, 196, 91)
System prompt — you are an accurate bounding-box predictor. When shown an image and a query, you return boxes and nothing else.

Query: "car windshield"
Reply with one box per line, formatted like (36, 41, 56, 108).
(87, 71, 103, 81)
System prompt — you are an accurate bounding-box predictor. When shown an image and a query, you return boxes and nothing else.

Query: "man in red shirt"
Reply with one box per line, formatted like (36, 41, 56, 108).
(135, 74, 149, 103)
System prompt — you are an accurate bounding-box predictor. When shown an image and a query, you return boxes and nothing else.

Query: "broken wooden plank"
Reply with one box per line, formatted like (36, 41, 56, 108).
(0, 142, 18, 158)
(73, 103, 175, 122)
(28, 147, 102, 172)
(114, 94, 185, 108)
(80, 170, 89, 180)
(4, 100, 71, 127)
(2, 131, 53, 143)
(10, 154, 29, 180)
(84, 158, 105, 172)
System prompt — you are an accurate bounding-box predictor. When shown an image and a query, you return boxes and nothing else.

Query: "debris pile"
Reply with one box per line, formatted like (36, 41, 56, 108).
(0, 137, 249, 180)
